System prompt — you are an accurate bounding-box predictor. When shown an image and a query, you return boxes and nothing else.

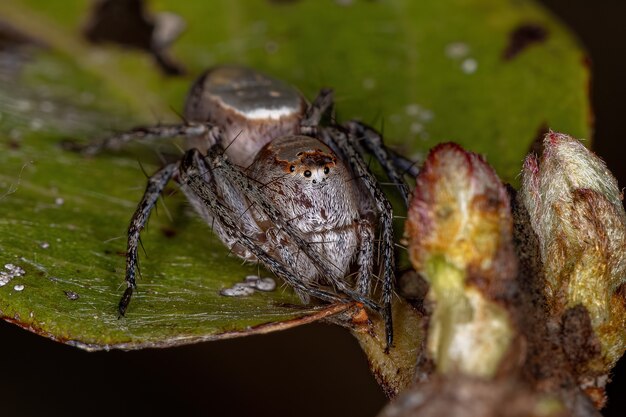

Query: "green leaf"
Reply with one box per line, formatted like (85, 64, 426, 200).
(0, 0, 589, 373)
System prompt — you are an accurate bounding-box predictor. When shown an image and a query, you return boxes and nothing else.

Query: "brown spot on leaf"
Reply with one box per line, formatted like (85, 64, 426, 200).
(84, 0, 152, 50)
(503, 23, 549, 60)
(0, 20, 46, 50)
(84, 0, 185, 75)
(160, 226, 177, 238)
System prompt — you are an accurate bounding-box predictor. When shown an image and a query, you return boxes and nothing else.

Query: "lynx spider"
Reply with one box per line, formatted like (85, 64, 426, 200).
(79, 66, 413, 348)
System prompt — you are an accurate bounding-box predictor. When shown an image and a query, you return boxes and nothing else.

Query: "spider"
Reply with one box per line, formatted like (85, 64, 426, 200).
(78, 66, 414, 349)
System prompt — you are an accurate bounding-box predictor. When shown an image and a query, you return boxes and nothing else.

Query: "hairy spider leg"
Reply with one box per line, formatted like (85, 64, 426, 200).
(320, 126, 396, 350)
(302, 89, 398, 348)
(300, 88, 335, 135)
(346, 121, 412, 207)
(389, 149, 421, 179)
(68, 123, 215, 156)
(302, 90, 414, 207)
(355, 218, 374, 296)
(119, 162, 179, 316)
(179, 148, 373, 308)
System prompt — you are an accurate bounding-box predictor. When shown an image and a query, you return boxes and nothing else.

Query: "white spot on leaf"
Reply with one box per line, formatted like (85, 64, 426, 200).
(362, 78, 376, 90)
(220, 275, 276, 296)
(461, 58, 478, 74)
(445, 42, 470, 59)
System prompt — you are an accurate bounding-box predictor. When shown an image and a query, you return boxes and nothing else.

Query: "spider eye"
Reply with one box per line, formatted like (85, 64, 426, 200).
(290, 165, 295, 172)
(304, 170, 312, 177)
(323, 167, 330, 175)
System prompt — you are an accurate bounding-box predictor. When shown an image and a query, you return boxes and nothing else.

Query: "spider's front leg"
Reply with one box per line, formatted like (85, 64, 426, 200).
(355, 218, 374, 297)
(321, 126, 396, 350)
(301, 89, 414, 207)
(119, 161, 179, 316)
(299, 89, 399, 348)
(107, 125, 220, 315)
(300, 88, 335, 136)
(63, 123, 215, 156)
(345, 121, 413, 207)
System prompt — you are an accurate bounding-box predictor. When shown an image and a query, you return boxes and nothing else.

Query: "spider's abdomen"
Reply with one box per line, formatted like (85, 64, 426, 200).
(183, 66, 307, 167)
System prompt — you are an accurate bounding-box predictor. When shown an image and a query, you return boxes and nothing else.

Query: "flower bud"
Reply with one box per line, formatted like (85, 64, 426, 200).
(520, 131, 626, 377)
(405, 143, 519, 377)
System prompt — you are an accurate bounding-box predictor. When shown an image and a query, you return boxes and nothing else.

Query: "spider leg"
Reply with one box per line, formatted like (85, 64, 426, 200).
(299, 88, 335, 136)
(388, 149, 421, 179)
(66, 123, 215, 156)
(320, 126, 395, 350)
(300, 89, 416, 205)
(119, 161, 179, 316)
(346, 121, 412, 207)
(179, 148, 368, 307)
(355, 218, 374, 296)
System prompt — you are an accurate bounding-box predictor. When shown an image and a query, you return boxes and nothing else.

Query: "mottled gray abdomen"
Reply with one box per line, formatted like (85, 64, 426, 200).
(183, 66, 307, 167)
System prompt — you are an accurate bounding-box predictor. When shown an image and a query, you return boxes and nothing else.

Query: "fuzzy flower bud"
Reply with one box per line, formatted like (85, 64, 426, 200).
(520, 132, 626, 376)
(405, 143, 518, 377)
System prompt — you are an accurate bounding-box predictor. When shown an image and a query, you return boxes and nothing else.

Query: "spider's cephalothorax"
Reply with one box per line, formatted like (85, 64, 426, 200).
(230, 135, 366, 290)
(83, 65, 411, 349)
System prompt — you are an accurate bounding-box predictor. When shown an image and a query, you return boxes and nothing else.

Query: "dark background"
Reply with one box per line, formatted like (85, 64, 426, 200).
(1, 1, 625, 416)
